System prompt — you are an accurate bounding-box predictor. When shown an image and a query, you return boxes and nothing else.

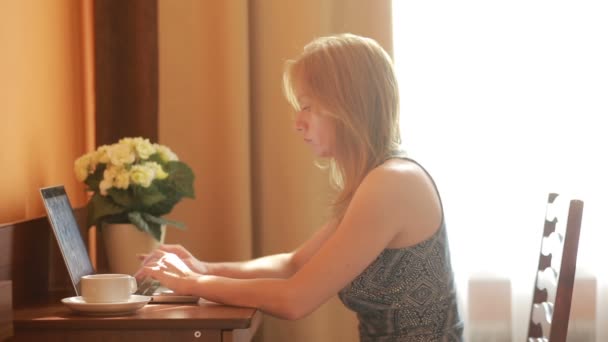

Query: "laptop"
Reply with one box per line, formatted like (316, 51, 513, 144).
(40, 185, 199, 304)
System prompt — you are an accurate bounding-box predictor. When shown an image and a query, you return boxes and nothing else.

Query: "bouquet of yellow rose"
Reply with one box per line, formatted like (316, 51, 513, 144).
(74, 137, 195, 241)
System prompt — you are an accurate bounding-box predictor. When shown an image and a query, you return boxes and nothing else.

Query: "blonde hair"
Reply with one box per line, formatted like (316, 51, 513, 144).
(283, 33, 403, 220)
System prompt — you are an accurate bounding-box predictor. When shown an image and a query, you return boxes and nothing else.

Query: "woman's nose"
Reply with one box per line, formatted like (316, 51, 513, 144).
(295, 121, 304, 132)
(294, 112, 307, 132)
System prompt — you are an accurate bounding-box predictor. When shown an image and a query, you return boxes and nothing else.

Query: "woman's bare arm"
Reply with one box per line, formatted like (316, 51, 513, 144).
(156, 220, 337, 279)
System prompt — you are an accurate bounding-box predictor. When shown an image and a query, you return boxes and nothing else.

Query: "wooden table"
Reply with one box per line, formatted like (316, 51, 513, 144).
(12, 300, 262, 342)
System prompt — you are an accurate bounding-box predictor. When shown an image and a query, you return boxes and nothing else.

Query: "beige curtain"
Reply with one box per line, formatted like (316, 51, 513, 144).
(158, 1, 253, 261)
(0, 0, 93, 223)
(158, 1, 392, 341)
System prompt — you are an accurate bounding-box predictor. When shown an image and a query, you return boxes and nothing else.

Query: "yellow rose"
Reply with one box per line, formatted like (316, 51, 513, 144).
(133, 138, 155, 160)
(95, 145, 111, 164)
(154, 144, 178, 162)
(74, 153, 92, 182)
(100, 165, 119, 194)
(113, 168, 130, 189)
(99, 178, 113, 196)
(130, 165, 155, 188)
(118, 137, 134, 145)
(145, 162, 169, 180)
(108, 143, 135, 166)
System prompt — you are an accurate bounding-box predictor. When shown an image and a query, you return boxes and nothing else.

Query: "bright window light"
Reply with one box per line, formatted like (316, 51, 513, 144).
(392, 1, 608, 279)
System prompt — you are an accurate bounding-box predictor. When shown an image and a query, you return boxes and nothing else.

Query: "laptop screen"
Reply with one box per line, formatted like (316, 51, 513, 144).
(40, 185, 95, 295)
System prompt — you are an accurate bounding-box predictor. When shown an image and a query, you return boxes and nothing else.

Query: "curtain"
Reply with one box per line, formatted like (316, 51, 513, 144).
(158, 1, 392, 341)
(392, 1, 608, 341)
(249, 2, 392, 340)
(157, 0, 253, 265)
(0, 0, 93, 223)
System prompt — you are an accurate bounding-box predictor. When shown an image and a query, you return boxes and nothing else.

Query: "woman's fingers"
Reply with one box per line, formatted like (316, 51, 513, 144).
(141, 265, 184, 291)
(135, 251, 197, 295)
(159, 244, 181, 253)
(141, 249, 167, 265)
(139, 252, 191, 276)
(157, 253, 191, 277)
(159, 244, 190, 258)
(135, 250, 169, 281)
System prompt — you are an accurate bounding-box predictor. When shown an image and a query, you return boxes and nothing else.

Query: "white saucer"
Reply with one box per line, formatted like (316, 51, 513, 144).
(62, 295, 151, 316)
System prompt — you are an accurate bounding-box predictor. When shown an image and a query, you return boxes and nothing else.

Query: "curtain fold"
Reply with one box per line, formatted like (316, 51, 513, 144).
(158, 1, 252, 262)
(0, 0, 92, 223)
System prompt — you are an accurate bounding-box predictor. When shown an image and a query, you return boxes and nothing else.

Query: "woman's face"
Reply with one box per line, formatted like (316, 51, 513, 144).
(294, 93, 336, 158)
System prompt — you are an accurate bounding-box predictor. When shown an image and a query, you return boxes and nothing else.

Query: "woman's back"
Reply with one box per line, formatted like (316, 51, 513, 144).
(339, 222, 462, 341)
(338, 159, 463, 341)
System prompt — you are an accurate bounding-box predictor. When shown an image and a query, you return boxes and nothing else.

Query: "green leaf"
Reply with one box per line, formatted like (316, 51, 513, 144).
(166, 161, 195, 198)
(142, 181, 182, 217)
(141, 213, 186, 230)
(107, 185, 165, 212)
(87, 193, 125, 227)
(137, 184, 166, 207)
(147, 222, 163, 242)
(127, 211, 163, 242)
(127, 211, 147, 231)
(84, 164, 106, 193)
(147, 153, 165, 165)
(107, 188, 136, 208)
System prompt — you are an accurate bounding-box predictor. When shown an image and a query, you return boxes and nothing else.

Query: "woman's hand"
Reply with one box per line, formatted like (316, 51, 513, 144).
(137, 250, 200, 295)
(137, 244, 208, 275)
(159, 244, 209, 274)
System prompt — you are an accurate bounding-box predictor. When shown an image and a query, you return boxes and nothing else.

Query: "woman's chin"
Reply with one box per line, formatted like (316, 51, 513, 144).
(315, 150, 334, 158)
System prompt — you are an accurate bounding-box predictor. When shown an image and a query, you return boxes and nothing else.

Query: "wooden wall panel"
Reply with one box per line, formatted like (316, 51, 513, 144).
(93, 0, 159, 146)
(0, 281, 12, 340)
(0, 208, 88, 308)
(91, 0, 160, 273)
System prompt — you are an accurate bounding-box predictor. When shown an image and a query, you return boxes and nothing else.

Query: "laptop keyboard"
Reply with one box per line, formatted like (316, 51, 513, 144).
(136, 276, 161, 296)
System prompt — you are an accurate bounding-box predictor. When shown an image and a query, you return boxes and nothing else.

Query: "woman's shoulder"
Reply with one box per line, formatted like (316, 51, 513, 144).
(357, 158, 437, 212)
(365, 158, 430, 187)
(362, 158, 443, 247)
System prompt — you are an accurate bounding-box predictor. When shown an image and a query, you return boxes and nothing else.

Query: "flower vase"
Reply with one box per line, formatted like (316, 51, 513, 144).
(101, 223, 166, 276)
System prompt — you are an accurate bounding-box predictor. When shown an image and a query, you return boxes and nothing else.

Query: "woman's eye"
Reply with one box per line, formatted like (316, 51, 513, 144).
(301, 106, 311, 112)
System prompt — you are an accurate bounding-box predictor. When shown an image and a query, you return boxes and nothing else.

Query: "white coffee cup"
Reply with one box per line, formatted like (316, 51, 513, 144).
(80, 274, 137, 303)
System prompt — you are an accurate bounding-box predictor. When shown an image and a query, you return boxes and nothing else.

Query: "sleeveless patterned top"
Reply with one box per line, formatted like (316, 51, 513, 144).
(338, 160, 463, 342)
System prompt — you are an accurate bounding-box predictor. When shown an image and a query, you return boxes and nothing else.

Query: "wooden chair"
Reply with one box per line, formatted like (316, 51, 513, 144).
(527, 193, 584, 342)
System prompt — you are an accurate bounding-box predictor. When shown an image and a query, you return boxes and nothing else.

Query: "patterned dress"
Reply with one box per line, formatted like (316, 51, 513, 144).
(338, 161, 463, 341)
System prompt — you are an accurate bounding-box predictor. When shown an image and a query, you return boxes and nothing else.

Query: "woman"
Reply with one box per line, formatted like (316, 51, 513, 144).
(137, 33, 463, 341)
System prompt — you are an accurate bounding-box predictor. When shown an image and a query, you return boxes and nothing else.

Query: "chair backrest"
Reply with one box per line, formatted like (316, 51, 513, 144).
(527, 193, 584, 342)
